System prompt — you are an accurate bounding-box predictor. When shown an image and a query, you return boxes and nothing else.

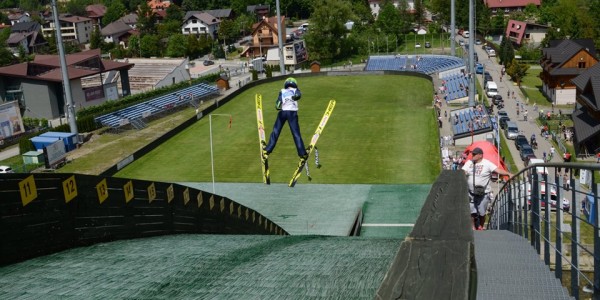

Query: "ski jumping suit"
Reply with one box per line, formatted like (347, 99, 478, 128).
(265, 87, 307, 157)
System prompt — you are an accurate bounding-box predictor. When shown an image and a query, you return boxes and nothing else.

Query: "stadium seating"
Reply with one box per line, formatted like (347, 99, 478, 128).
(440, 73, 470, 102)
(94, 83, 219, 128)
(365, 55, 465, 75)
(449, 106, 493, 137)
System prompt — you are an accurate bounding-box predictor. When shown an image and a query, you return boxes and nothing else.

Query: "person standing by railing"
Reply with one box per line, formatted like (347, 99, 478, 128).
(463, 147, 513, 230)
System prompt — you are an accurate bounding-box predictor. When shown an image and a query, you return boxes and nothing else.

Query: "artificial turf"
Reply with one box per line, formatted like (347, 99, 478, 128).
(115, 74, 440, 184)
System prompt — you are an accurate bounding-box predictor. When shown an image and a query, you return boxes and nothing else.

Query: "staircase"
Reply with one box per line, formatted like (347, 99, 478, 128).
(475, 230, 573, 299)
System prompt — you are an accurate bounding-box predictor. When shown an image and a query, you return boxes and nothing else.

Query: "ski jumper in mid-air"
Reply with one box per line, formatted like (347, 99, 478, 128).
(263, 77, 308, 161)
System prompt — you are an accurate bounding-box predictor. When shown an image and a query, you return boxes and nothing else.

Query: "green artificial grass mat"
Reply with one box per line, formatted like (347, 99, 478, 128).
(115, 75, 440, 184)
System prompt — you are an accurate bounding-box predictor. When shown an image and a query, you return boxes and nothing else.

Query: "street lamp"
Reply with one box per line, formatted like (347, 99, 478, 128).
(209, 113, 232, 194)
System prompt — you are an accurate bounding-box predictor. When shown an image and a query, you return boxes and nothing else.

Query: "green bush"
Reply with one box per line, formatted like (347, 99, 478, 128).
(18, 132, 38, 154)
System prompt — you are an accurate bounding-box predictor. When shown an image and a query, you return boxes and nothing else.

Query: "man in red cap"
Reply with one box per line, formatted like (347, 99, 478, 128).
(462, 147, 513, 230)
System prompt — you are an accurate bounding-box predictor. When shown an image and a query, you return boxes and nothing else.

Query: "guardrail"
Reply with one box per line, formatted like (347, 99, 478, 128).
(488, 162, 600, 299)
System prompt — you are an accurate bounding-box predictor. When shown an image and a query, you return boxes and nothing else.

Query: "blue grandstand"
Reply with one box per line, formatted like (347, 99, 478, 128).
(365, 55, 465, 75)
(440, 73, 470, 102)
(449, 106, 494, 139)
(95, 83, 219, 128)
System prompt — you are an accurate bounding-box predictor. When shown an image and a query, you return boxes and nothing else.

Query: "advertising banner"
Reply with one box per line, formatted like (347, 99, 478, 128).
(0, 101, 25, 142)
(294, 40, 308, 64)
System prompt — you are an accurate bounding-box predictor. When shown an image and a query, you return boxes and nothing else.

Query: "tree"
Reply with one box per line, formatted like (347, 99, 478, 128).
(490, 12, 505, 35)
(90, 26, 103, 49)
(375, 3, 404, 37)
(166, 34, 188, 57)
(128, 35, 141, 57)
(304, 0, 354, 62)
(218, 19, 238, 47)
(0, 47, 15, 66)
(186, 35, 201, 59)
(476, 3, 492, 38)
(137, 1, 157, 35)
(165, 4, 184, 23)
(506, 58, 529, 86)
(413, 0, 425, 27)
(63, 0, 89, 16)
(140, 34, 161, 57)
(103, 1, 127, 26)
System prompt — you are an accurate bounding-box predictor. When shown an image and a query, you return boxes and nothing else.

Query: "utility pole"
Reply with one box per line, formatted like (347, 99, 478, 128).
(51, 0, 79, 139)
(451, 0, 455, 56)
(276, 0, 286, 75)
(468, 0, 476, 107)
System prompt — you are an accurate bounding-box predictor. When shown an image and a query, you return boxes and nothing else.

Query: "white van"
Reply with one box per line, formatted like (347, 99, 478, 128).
(485, 81, 498, 97)
(527, 158, 548, 174)
(463, 31, 469, 38)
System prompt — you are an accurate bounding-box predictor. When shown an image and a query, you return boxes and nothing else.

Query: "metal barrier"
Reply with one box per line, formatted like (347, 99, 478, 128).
(488, 162, 600, 299)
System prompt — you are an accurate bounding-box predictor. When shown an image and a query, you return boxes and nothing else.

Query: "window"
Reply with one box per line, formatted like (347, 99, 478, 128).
(579, 62, 586, 68)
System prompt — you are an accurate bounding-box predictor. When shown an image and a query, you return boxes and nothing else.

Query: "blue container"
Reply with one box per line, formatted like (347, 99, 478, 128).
(30, 136, 60, 151)
(40, 131, 78, 152)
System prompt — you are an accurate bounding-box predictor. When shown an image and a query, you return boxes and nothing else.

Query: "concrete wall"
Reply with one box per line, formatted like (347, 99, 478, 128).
(22, 80, 56, 119)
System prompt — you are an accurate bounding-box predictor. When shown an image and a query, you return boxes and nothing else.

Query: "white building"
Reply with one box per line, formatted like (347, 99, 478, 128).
(41, 14, 93, 44)
(181, 11, 220, 38)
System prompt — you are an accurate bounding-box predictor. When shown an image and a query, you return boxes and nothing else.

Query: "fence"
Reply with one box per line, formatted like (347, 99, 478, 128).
(489, 162, 600, 299)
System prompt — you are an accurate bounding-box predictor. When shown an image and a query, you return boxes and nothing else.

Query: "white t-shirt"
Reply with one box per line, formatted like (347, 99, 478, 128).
(462, 158, 498, 193)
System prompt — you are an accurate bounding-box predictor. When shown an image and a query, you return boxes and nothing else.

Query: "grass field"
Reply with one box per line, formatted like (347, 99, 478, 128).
(115, 75, 440, 184)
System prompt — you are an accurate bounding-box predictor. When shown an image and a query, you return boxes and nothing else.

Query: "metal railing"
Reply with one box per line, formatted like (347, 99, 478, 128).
(488, 162, 600, 299)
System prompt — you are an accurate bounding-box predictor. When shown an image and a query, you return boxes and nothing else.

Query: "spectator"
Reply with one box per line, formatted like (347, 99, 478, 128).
(463, 147, 512, 230)
(563, 152, 571, 162)
(563, 174, 570, 191)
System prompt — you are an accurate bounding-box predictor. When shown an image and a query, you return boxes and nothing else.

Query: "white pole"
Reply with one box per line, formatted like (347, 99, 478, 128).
(209, 113, 232, 195)
(209, 115, 215, 194)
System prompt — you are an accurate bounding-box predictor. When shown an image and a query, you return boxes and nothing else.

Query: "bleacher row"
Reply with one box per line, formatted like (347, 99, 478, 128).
(94, 83, 219, 128)
(450, 107, 494, 136)
(441, 73, 469, 101)
(365, 55, 465, 75)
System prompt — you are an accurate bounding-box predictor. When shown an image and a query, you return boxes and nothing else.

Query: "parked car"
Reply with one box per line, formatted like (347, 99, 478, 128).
(203, 60, 215, 66)
(415, 42, 421, 48)
(484, 72, 493, 85)
(525, 181, 570, 212)
(475, 39, 482, 45)
(514, 135, 529, 150)
(492, 94, 503, 105)
(0, 165, 13, 173)
(519, 144, 536, 162)
(425, 41, 431, 48)
(526, 158, 547, 174)
(475, 63, 483, 74)
(459, 40, 465, 46)
(498, 116, 510, 129)
(497, 110, 508, 118)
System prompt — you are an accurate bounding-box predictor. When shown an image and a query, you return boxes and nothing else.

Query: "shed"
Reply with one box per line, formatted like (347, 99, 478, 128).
(22, 151, 44, 165)
(30, 136, 60, 151)
(216, 74, 230, 90)
(310, 61, 321, 73)
(40, 131, 78, 152)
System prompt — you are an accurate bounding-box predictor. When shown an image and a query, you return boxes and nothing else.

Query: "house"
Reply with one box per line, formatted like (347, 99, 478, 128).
(7, 21, 46, 54)
(85, 4, 107, 29)
(539, 39, 598, 105)
(0, 49, 134, 120)
(119, 13, 138, 29)
(7, 12, 31, 25)
(505, 19, 548, 47)
(368, 0, 416, 19)
(204, 9, 235, 20)
(181, 11, 220, 38)
(41, 14, 93, 45)
(247, 4, 270, 21)
(147, 0, 171, 12)
(570, 63, 600, 156)
(484, 0, 541, 16)
(101, 19, 137, 46)
(240, 16, 286, 59)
